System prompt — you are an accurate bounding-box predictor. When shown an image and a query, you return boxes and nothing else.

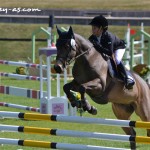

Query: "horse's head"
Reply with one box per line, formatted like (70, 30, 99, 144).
(54, 26, 77, 73)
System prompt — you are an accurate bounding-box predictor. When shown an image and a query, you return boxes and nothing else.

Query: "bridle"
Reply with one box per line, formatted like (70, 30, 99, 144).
(66, 47, 92, 65)
(56, 38, 93, 66)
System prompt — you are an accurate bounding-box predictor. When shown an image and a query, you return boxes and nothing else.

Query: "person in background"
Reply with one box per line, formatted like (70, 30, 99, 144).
(88, 15, 135, 89)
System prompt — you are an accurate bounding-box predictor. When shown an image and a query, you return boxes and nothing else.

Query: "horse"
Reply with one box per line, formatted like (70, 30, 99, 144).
(54, 26, 150, 149)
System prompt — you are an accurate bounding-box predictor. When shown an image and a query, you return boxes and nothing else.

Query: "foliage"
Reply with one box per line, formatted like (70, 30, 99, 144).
(133, 64, 150, 78)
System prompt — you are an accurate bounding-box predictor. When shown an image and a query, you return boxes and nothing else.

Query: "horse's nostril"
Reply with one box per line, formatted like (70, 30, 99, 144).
(54, 65, 62, 74)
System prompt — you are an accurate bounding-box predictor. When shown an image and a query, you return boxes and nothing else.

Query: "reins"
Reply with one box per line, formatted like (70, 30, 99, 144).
(66, 46, 93, 65)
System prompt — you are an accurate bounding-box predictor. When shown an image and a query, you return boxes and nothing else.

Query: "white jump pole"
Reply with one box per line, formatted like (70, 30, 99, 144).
(0, 72, 47, 81)
(1, 124, 150, 144)
(0, 60, 47, 69)
(57, 73, 60, 97)
(47, 56, 51, 99)
(0, 102, 40, 112)
(0, 137, 130, 150)
(1, 111, 150, 129)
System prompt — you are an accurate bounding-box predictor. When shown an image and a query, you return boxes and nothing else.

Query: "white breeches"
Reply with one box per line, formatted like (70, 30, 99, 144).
(114, 49, 125, 65)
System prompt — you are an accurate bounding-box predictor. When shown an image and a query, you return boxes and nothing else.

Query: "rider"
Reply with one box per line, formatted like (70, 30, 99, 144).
(88, 15, 135, 89)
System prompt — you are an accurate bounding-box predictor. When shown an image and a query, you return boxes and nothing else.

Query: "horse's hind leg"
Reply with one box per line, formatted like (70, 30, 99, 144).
(134, 97, 150, 137)
(112, 103, 136, 149)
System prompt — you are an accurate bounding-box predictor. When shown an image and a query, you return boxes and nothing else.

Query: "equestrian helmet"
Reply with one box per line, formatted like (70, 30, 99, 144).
(89, 15, 108, 30)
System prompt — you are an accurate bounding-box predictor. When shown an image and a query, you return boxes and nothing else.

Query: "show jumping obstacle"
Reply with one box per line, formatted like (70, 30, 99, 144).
(0, 47, 76, 116)
(124, 23, 150, 69)
(0, 72, 47, 81)
(1, 111, 150, 149)
(0, 85, 44, 99)
(0, 124, 150, 144)
(0, 102, 40, 112)
(0, 138, 129, 150)
(1, 111, 150, 129)
(0, 60, 47, 69)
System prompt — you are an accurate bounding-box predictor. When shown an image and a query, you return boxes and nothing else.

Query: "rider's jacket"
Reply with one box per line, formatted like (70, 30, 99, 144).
(89, 31, 126, 56)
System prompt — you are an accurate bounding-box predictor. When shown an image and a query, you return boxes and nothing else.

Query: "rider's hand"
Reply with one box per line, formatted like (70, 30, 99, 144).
(92, 40, 102, 49)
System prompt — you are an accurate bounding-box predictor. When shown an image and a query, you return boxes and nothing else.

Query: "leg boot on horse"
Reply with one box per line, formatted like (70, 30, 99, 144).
(63, 82, 79, 107)
(64, 82, 97, 115)
(79, 86, 97, 115)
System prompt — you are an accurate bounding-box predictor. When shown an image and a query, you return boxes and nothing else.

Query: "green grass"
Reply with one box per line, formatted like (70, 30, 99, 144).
(0, 63, 150, 150)
(0, 0, 150, 10)
(0, 1, 150, 149)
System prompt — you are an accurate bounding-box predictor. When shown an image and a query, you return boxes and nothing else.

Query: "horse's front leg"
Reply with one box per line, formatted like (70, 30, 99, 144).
(79, 78, 102, 115)
(63, 80, 80, 108)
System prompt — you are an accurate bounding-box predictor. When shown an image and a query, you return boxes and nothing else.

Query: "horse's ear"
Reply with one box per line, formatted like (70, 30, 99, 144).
(68, 26, 75, 39)
(56, 25, 62, 36)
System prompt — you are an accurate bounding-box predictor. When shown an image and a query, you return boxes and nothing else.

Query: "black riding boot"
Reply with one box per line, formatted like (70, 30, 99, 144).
(117, 62, 135, 89)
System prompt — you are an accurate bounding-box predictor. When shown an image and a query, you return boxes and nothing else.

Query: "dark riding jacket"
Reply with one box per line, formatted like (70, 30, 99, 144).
(89, 31, 126, 56)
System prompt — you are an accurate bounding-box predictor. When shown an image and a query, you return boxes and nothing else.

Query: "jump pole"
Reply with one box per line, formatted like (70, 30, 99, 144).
(39, 47, 76, 116)
(0, 111, 150, 129)
(0, 85, 47, 99)
(0, 60, 47, 69)
(0, 102, 40, 112)
(0, 72, 47, 81)
(0, 57, 72, 116)
(0, 124, 150, 144)
(0, 138, 129, 150)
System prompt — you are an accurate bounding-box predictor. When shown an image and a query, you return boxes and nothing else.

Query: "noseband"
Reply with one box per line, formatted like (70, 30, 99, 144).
(56, 38, 93, 65)
(66, 47, 93, 65)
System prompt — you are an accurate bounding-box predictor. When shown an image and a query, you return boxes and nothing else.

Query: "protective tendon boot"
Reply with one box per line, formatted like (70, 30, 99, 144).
(63, 84, 77, 107)
(81, 99, 97, 115)
(117, 62, 135, 89)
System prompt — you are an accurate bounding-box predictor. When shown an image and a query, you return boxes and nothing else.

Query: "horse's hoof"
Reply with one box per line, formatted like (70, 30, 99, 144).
(88, 106, 97, 115)
(70, 101, 77, 107)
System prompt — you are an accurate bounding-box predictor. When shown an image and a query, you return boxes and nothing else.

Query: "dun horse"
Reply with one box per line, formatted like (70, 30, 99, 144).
(54, 26, 150, 149)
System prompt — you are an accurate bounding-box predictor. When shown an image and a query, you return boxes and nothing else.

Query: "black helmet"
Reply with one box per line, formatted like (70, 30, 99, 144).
(89, 15, 108, 30)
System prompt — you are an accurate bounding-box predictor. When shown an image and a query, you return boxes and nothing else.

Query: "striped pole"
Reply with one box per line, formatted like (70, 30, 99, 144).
(0, 111, 150, 129)
(0, 102, 40, 112)
(0, 60, 47, 69)
(0, 138, 129, 150)
(0, 124, 150, 144)
(0, 85, 47, 99)
(0, 72, 47, 81)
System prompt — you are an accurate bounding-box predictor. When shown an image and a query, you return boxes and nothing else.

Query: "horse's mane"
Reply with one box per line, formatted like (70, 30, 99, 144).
(74, 33, 109, 62)
(74, 33, 93, 48)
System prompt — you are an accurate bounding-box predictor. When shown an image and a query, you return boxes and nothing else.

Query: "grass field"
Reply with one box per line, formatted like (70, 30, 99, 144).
(0, 60, 150, 150)
(0, 23, 150, 61)
(0, 1, 150, 149)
